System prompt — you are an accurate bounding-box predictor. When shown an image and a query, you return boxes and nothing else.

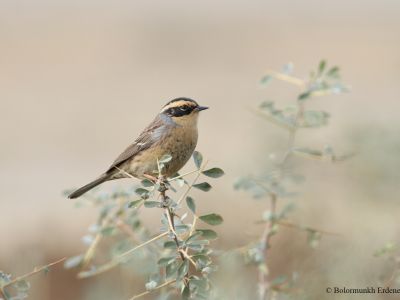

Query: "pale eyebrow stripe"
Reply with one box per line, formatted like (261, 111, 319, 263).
(161, 100, 196, 112)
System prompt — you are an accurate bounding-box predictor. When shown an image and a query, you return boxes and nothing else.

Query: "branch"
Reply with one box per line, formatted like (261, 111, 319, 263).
(159, 179, 189, 288)
(176, 160, 209, 205)
(265, 69, 305, 87)
(128, 280, 176, 300)
(78, 232, 168, 279)
(1, 257, 66, 292)
(277, 221, 341, 237)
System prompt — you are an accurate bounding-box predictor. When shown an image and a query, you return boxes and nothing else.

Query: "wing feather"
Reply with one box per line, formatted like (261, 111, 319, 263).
(106, 115, 167, 173)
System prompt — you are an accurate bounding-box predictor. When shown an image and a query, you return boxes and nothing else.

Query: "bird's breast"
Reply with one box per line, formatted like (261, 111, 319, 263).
(125, 125, 198, 178)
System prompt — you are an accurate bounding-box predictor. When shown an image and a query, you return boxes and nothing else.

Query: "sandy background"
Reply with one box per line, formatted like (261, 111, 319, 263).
(1, 1, 400, 299)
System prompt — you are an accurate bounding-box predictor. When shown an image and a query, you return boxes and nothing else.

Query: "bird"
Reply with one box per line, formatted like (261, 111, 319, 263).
(68, 97, 208, 199)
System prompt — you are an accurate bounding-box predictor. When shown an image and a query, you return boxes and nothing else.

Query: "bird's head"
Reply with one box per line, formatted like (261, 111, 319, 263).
(160, 97, 208, 126)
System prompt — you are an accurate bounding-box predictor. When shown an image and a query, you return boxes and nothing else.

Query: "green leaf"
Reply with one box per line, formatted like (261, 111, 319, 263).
(177, 260, 189, 280)
(307, 230, 321, 248)
(193, 151, 203, 169)
(193, 182, 212, 192)
(190, 277, 209, 291)
(64, 254, 84, 269)
(164, 241, 178, 249)
(144, 201, 160, 208)
(182, 284, 191, 300)
(326, 66, 339, 78)
(202, 168, 225, 178)
(135, 188, 149, 199)
(199, 213, 223, 226)
(145, 280, 157, 291)
(0, 272, 11, 285)
(192, 254, 212, 270)
(292, 147, 323, 158)
(158, 256, 177, 266)
(141, 179, 154, 187)
(175, 224, 190, 234)
(260, 75, 273, 86)
(298, 91, 311, 101)
(258, 101, 296, 130)
(196, 229, 218, 240)
(128, 199, 144, 208)
(301, 110, 330, 127)
(166, 261, 179, 279)
(282, 62, 294, 74)
(262, 210, 274, 222)
(101, 226, 115, 236)
(159, 154, 172, 163)
(15, 279, 31, 293)
(186, 196, 196, 213)
(374, 243, 396, 257)
(186, 240, 209, 247)
(270, 275, 287, 287)
(185, 231, 203, 244)
(318, 60, 326, 74)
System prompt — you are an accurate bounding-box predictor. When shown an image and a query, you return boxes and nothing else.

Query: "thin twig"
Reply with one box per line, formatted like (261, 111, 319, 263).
(81, 219, 108, 269)
(168, 169, 199, 182)
(258, 73, 306, 300)
(2, 257, 66, 291)
(128, 280, 176, 300)
(159, 179, 190, 289)
(176, 161, 209, 205)
(115, 166, 135, 179)
(277, 221, 341, 237)
(179, 249, 197, 268)
(265, 70, 305, 87)
(0, 287, 7, 300)
(116, 219, 141, 243)
(258, 193, 277, 300)
(78, 232, 168, 278)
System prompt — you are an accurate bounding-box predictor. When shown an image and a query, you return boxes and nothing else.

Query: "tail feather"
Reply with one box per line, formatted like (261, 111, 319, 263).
(68, 174, 110, 199)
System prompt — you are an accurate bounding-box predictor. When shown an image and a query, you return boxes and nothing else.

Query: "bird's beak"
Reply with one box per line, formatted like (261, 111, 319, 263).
(195, 106, 209, 112)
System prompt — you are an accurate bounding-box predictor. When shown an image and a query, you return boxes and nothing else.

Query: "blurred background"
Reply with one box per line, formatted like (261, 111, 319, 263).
(1, 0, 400, 299)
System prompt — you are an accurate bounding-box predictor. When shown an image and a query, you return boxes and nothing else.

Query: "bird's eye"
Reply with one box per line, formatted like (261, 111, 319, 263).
(180, 105, 188, 111)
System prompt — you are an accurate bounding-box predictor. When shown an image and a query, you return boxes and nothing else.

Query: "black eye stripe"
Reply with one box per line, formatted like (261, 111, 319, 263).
(165, 105, 195, 117)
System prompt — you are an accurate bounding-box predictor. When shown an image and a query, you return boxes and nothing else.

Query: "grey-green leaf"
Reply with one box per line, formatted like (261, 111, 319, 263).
(260, 75, 273, 86)
(135, 188, 149, 199)
(15, 279, 31, 292)
(196, 229, 218, 240)
(144, 201, 160, 208)
(177, 260, 189, 280)
(158, 256, 177, 266)
(193, 151, 203, 169)
(292, 147, 323, 158)
(186, 196, 196, 213)
(193, 182, 212, 192)
(128, 199, 144, 208)
(159, 154, 172, 163)
(318, 60, 326, 74)
(64, 254, 84, 269)
(298, 92, 311, 101)
(327, 66, 339, 78)
(145, 280, 157, 291)
(164, 241, 178, 249)
(166, 261, 179, 278)
(199, 213, 223, 226)
(141, 179, 154, 187)
(202, 168, 225, 178)
(182, 285, 191, 300)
